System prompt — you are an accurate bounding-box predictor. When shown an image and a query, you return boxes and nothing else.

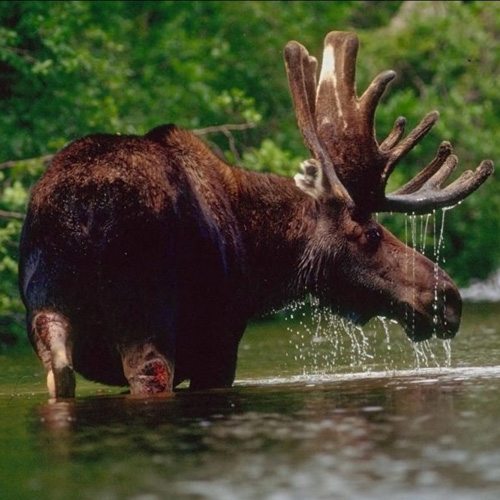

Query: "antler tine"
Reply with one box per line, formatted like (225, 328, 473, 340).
(316, 32, 359, 131)
(370, 81, 493, 214)
(302, 48, 318, 119)
(380, 116, 407, 152)
(391, 110, 440, 159)
(392, 141, 453, 195)
(284, 41, 316, 154)
(376, 109, 493, 214)
(381, 111, 440, 184)
(284, 41, 352, 203)
(383, 158, 494, 214)
(360, 69, 396, 129)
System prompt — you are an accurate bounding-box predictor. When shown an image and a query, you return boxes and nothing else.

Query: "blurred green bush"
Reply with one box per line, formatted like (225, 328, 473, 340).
(1, 1, 499, 346)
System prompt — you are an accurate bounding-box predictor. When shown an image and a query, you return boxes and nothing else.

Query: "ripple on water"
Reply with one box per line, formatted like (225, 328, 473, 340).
(236, 365, 500, 388)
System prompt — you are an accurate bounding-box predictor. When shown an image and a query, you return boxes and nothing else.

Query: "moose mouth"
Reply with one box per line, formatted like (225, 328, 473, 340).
(398, 291, 462, 343)
(329, 273, 462, 343)
(343, 306, 459, 343)
(338, 288, 462, 343)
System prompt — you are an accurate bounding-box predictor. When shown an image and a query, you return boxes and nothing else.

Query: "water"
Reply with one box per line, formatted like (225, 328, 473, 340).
(1, 302, 500, 500)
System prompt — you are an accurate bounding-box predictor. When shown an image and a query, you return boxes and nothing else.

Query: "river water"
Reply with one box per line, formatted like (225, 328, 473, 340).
(1, 301, 500, 499)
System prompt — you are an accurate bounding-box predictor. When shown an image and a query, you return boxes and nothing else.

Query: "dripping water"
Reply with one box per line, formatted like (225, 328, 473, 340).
(285, 305, 453, 376)
(433, 208, 449, 334)
(443, 338, 452, 366)
(285, 208, 456, 376)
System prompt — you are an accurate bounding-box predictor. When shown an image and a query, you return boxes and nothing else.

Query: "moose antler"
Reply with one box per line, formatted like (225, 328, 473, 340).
(284, 39, 353, 205)
(285, 31, 493, 214)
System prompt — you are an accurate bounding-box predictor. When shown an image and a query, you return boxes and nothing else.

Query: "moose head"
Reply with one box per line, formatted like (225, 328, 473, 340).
(284, 32, 493, 341)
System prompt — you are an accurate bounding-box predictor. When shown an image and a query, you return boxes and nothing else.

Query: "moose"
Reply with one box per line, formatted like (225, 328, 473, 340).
(19, 31, 493, 398)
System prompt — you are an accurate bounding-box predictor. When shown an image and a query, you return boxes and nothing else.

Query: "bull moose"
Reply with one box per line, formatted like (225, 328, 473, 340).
(19, 31, 493, 398)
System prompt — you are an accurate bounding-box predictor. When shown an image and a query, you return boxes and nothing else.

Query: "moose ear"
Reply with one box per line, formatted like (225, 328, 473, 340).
(294, 159, 324, 200)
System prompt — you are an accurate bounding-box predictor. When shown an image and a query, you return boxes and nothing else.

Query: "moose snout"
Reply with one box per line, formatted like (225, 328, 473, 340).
(435, 277, 462, 339)
(416, 273, 462, 341)
(399, 265, 462, 343)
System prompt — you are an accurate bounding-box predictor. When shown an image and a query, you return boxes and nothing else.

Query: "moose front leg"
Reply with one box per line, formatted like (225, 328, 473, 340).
(120, 342, 174, 395)
(32, 311, 75, 399)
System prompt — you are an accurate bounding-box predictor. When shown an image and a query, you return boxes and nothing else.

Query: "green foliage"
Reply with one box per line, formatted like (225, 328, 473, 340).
(0, 217, 23, 346)
(358, 1, 500, 284)
(0, 1, 499, 346)
(241, 139, 303, 177)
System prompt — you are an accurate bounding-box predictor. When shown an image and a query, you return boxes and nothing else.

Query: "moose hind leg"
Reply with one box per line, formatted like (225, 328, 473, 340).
(32, 311, 75, 399)
(120, 343, 174, 396)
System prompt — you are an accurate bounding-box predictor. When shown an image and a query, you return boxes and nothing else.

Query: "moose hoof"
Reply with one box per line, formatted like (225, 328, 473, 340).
(47, 365, 76, 399)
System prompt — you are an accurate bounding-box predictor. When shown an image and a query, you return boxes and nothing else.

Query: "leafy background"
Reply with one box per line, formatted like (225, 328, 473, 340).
(1, 0, 499, 347)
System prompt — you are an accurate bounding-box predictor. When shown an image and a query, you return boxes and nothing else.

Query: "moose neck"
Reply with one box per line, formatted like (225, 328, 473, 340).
(231, 168, 320, 316)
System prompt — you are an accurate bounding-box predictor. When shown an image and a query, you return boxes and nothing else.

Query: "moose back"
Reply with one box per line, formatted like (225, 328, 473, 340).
(19, 31, 493, 398)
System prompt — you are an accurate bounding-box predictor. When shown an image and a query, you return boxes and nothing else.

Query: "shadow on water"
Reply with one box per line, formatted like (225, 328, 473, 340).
(2, 302, 500, 499)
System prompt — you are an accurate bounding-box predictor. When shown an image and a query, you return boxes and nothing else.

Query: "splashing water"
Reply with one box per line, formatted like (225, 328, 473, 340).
(412, 340, 437, 368)
(286, 304, 453, 377)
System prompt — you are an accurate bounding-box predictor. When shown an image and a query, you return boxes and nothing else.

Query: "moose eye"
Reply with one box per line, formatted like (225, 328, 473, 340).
(365, 227, 382, 249)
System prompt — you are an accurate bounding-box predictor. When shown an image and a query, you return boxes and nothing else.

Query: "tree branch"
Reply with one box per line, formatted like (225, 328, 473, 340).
(0, 210, 25, 220)
(192, 122, 257, 135)
(0, 124, 256, 171)
(193, 123, 257, 163)
(0, 154, 54, 171)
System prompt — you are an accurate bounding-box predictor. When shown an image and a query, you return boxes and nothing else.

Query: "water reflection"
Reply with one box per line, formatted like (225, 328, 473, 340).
(30, 370, 500, 499)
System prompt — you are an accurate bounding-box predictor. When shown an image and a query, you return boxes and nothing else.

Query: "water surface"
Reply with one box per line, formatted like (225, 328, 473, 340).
(1, 302, 500, 499)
